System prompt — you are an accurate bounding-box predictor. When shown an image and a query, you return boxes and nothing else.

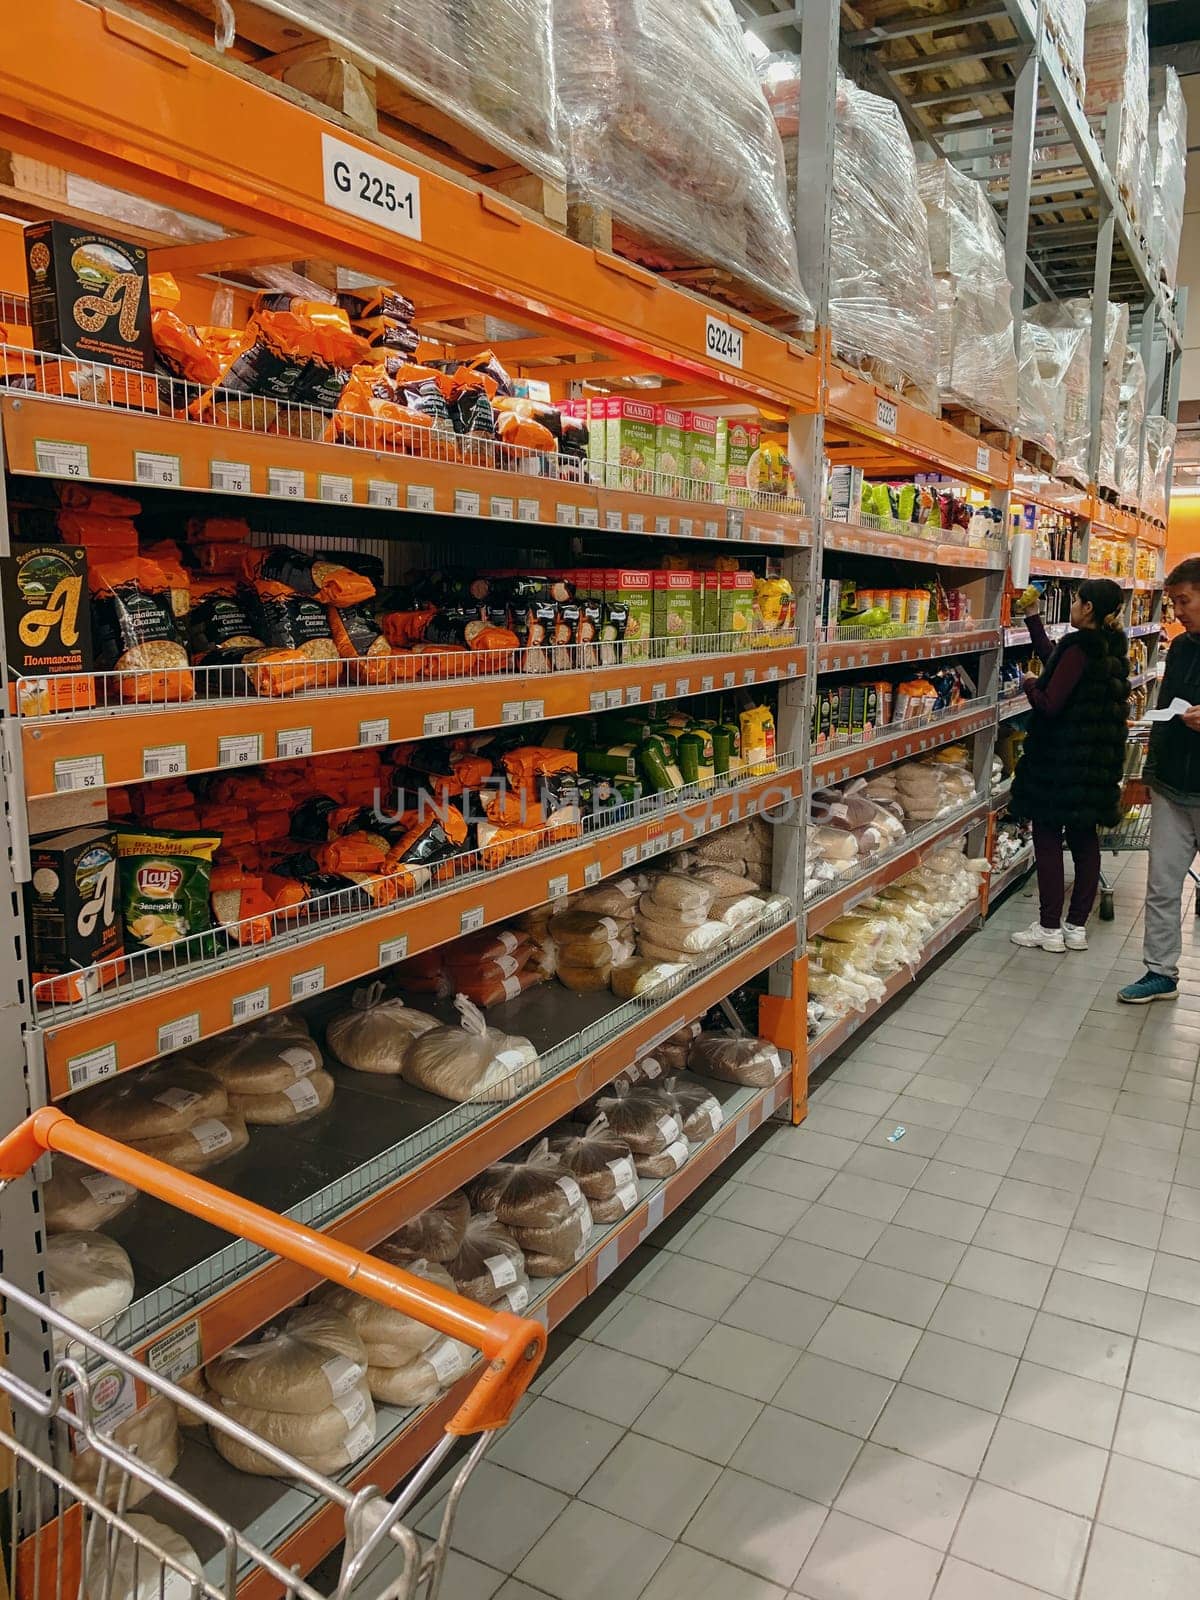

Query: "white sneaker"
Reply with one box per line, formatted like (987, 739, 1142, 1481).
(1011, 922, 1066, 952)
(1063, 923, 1088, 950)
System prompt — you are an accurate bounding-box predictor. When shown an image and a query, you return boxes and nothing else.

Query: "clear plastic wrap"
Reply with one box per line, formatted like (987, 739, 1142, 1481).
(383, 1191, 471, 1264)
(1116, 346, 1146, 506)
(687, 1032, 786, 1088)
(1084, 0, 1149, 220)
(401, 996, 538, 1103)
(1018, 317, 1081, 457)
(1150, 67, 1187, 287)
(554, 1, 812, 325)
(326, 982, 438, 1075)
(917, 161, 1019, 431)
(1142, 415, 1176, 524)
(250, 0, 561, 182)
(1024, 301, 1091, 484)
(1044, 0, 1087, 88)
(1098, 301, 1129, 495)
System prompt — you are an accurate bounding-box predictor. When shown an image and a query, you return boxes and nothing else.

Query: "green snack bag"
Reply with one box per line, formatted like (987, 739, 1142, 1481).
(116, 827, 221, 958)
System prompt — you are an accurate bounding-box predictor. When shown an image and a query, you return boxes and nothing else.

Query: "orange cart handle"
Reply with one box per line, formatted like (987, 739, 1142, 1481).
(0, 1109, 545, 1434)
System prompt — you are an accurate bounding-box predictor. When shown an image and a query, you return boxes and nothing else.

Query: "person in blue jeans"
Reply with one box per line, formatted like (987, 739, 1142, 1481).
(1120, 558, 1200, 1003)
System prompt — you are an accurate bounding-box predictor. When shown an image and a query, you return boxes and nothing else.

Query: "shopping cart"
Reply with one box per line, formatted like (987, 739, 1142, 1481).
(0, 1107, 547, 1600)
(1096, 773, 1200, 922)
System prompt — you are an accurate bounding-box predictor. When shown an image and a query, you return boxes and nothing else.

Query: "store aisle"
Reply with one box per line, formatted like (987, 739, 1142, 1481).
(414, 857, 1200, 1600)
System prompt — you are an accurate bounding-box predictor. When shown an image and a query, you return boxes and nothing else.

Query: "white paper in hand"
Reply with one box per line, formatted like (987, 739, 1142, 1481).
(1138, 697, 1192, 723)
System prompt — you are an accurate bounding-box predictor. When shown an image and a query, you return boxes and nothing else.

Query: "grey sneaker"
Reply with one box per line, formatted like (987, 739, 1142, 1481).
(1063, 923, 1088, 950)
(1011, 922, 1066, 952)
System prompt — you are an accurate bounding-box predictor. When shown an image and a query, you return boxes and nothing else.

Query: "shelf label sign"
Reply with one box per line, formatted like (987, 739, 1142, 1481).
(489, 495, 515, 521)
(449, 708, 475, 734)
(53, 755, 104, 793)
(291, 966, 325, 1001)
(147, 1319, 202, 1384)
(407, 484, 435, 513)
(276, 727, 313, 760)
(157, 1013, 200, 1055)
(548, 874, 569, 899)
(975, 445, 991, 474)
(143, 744, 187, 781)
(584, 862, 602, 886)
(578, 506, 599, 528)
(518, 498, 540, 523)
(379, 935, 409, 967)
(218, 734, 262, 768)
(34, 440, 89, 479)
(210, 460, 251, 494)
(605, 511, 623, 532)
(268, 467, 305, 500)
(358, 718, 389, 747)
(321, 132, 422, 239)
(367, 479, 398, 509)
(628, 513, 646, 534)
(319, 473, 354, 505)
(875, 397, 899, 433)
(454, 488, 481, 516)
(67, 1043, 117, 1092)
(423, 711, 451, 738)
(134, 451, 181, 488)
(232, 987, 270, 1024)
(460, 906, 485, 934)
(705, 313, 744, 369)
(502, 700, 524, 725)
(523, 699, 545, 721)
(556, 503, 578, 527)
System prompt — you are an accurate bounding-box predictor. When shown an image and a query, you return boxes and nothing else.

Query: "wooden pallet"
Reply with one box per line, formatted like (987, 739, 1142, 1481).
(942, 404, 1015, 453)
(1020, 439, 1057, 475)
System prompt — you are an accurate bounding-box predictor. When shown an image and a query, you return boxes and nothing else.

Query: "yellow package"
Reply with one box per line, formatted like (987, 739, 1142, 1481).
(753, 577, 795, 646)
(740, 705, 776, 772)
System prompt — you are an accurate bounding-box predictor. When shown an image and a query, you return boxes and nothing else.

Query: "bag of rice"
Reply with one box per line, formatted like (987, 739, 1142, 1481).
(47, 1231, 134, 1329)
(74, 1062, 227, 1140)
(610, 957, 689, 1000)
(326, 981, 438, 1075)
(227, 1067, 335, 1125)
(86, 1515, 201, 1600)
(403, 996, 538, 1103)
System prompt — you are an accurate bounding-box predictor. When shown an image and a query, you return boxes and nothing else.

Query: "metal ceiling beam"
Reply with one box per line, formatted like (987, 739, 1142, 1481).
(843, 0, 1009, 47)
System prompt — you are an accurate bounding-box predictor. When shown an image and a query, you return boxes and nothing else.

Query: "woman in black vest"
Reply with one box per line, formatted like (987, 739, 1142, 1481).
(1009, 576, 1129, 953)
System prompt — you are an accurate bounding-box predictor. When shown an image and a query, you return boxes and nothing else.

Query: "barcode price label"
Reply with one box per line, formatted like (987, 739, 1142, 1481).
(268, 467, 305, 499)
(651, 682, 667, 701)
(35, 440, 89, 479)
(605, 511, 623, 532)
(975, 445, 991, 474)
(502, 700, 524, 725)
(654, 516, 671, 535)
(628, 513, 646, 534)
(701, 675, 715, 693)
(556, 503, 578, 526)
(875, 397, 898, 433)
(67, 1043, 117, 1092)
(523, 699, 545, 720)
(53, 755, 104, 792)
(319, 473, 353, 505)
(584, 861, 602, 886)
(679, 518, 694, 536)
(423, 711, 450, 737)
(157, 1013, 200, 1055)
(454, 488, 480, 516)
(134, 451, 181, 488)
(449, 708, 475, 733)
(626, 685, 642, 705)
(367, 479, 398, 509)
(548, 874, 569, 899)
(589, 690, 607, 712)
(675, 679, 690, 697)
(640, 838, 662, 861)
(605, 688, 623, 709)
(218, 734, 261, 768)
(146, 1319, 201, 1384)
(232, 987, 270, 1024)
(578, 506, 599, 528)
(358, 718, 389, 746)
(407, 484, 435, 513)
(489, 495, 514, 520)
(143, 744, 187, 780)
(460, 906, 485, 934)
(723, 671, 736, 688)
(210, 460, 251, 494)
(670, 828, 685, 848)
(518, 498, 540, 523)
(379, 935, 409, 967)
(290, 967, 325, 1001)
(621, 846, 639, 869)
(765, 665, 780, 681)
(276, 727, 313, 760)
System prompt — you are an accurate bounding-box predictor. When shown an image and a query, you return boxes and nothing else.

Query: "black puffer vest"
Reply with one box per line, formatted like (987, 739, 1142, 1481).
(1010, 626, 1129, 828)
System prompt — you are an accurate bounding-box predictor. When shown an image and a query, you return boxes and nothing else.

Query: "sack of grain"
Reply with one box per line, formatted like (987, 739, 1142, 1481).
(86, 1515, 201, 1600)
(43, 1155, 136, 1233)
(444, 1213, 529, 1306)
(403, 996, 538, 1103)
(206, 1305, 367, 1415)
(688, 1031, 787, 1087)
(47, 1231, 134, 1329)
(72, 1393, 179, 1509)
(326, 981, 438, 1075)
(74, 1063, 226, 1140)
(192, 1012, 323, 1093)
(317, 1257, 455, 1367)
(383, 1190, 470, 1264)
(227, 1068, 334, 1125)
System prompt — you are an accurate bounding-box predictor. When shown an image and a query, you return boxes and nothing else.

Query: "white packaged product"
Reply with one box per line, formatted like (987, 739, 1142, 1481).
(229, 1068, 335, 1126)
(402, 996, 538, 1103)
(206, 1305, 367, 1415)
(86, 1514, 201, 1600)
(318, 1256, 455, 1366)
(609, 957, 689, 1000)
(72, 1392, 179, 1509)
(326, 981, 438, 1075)
(1149, 67, 1187, 286)
(191, 1012, 322, 1092)
(1116, 346, 1147, 506)
(75, 1063, 227, 1139)
(43, 1154, 136, 1234)
(642, 873, 715, 917)
(636, 920, 732, 960)
(47, 1231, 134, 1329)
(369, 1336, 474, 1407)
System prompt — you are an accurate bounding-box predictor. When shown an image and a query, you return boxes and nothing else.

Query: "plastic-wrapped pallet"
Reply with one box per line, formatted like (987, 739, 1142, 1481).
(1045, 0, 1087, 91)
(916, 161, 1018, 432)
(553, 0, 812, 325)
(248, 0, 561, 183)
(1116, 346, 1146, 506)
(1018, 317, 1082, 458)
(1149, 67, 1187, 287)
(1142, 415, 1176, 523)
(1024, 301, 1091, 485)
(1097, 301, 1129, 496)
(1083, 0, 1149, 223)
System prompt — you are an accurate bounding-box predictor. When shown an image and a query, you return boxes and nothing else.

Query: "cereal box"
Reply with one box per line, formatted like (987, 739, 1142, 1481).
(605, 398, 658, 492)
(657, 407, 687, 497)
(653, 571, 697, 657)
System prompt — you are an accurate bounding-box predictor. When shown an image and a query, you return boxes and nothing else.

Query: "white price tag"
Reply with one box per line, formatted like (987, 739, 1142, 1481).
(518, 497, 540, 523)
(679, 518, 694, 537)
(321, 132, 421, 239)
(628, 513, 646, 533)
(584, 861, 602, 886)
(134, 451, 181, 488)
(460, 906, 485, 934)
(670, 828, 685, 848)
(423, 711, 450, 738)
(367, 479, 398, 509)
(53, 755, 104, 793)
(35, 440, 89, 479)
(704, 520, 719, 539)
(449, 708, 475, 734)
(765, 665, 780, 681)
(143, 744, 187, 781)
(875, 397, 898, 433)
(157, 1014, 200, 1055)
(605, 510, 623, 532)
(379, 935, 409, 966)
(232, 987, 270, 1024)
(502, 700, 524, 725)
(146, 1319, 202, 1384)
(723, 671, 736, 689)
(975, 445, 991, 474)
(523, 699, 545, 720)
(701, 675, 715, 693)
(276, 727, 313, 760)
(406, 484, 435, 513)
(675, 679, 691, 698)
(454, 488, 480, 516)
(548, 874, 569, 899)
(319, 473, 353, 505)
(67, 1044, 117, 1092)
(556, 503, 578, 526)
(268, 466, 305, 499)
(595, 1238, 621, 1286)
(605, 688, 623, 709)
(654, 516, 671, 535)
(210, 459, 250, 494)
(218, 734, 261, 768)
(578, 506, 599, 528)
(651, 682, 667, 701)
(589, 691, 607, 712)
(626, 685, 642, 705)
(359, 718, 389, 746)
(646, 1192, 666, 1231)
(640, 838, 660, 861)
(489, 495, 514, 520)
(290, 967, 325, 1001)
(621, 846, 639, 869)
(705, 313, 744, 369)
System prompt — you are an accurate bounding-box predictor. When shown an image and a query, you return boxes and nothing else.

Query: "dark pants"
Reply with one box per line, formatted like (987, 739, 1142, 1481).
(1032, 819, 1102, 927)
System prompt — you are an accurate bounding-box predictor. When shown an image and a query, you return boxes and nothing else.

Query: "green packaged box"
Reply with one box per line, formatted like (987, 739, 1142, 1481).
(607, 568, 652, 662)
(700, 571, 720, 641)
(582, 398, 606, 489)
(684, 410, 720, 501)
(653, 571, 697, 657)
(605, 398, 657, 492)
(657, 406, 686, 497)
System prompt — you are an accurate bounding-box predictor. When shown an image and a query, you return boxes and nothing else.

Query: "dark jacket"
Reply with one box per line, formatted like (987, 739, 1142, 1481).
(1146, 631, 1200, 802)
(1010, 626, 1129, 828)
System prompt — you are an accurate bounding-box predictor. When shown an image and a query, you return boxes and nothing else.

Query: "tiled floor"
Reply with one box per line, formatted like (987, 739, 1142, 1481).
(416, 856, 1200, 1599)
